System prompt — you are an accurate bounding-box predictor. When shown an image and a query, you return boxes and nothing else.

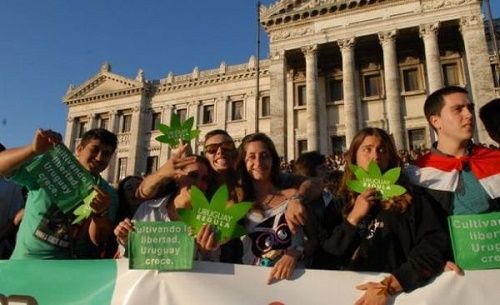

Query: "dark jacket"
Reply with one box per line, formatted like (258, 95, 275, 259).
(319, 187, 448, 293)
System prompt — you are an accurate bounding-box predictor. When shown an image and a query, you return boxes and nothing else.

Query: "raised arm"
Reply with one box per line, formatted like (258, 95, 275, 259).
(0, 129, 61, 176)
(136, 144, 196, 199)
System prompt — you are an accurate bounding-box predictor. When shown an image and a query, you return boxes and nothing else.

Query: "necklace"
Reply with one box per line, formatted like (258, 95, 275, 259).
(262, 192, 277, 208)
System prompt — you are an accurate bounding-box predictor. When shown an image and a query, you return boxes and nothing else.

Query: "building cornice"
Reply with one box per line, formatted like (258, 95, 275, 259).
(261, 0, 480, 34)
(63, 70, 146, 106)
(260, 0, 409, 30)
(153, 60, 271, 95)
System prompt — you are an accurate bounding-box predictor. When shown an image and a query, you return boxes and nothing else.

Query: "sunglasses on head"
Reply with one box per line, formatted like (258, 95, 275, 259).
(204, 141, 235, 154)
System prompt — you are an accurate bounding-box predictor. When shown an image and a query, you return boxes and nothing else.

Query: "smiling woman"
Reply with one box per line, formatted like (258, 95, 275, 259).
(236, 133, 304, 285)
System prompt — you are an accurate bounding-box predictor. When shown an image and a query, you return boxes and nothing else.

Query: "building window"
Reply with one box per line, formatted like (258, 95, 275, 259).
(117, 157, 128, 182)
(151, 112, 161, 130)
(202, 105, 214, 124)
(146, 156, 158, 175)
(442, 63, 460, 86)
(402, 68, 421, 92)
(297, 140, 308, 155)
(176, 108, 187, 122)
(297, 84, 306, 106)
(328, 78, 343, 102)
(331, 136, 346, 154)
(76, 119, 87, 138)
(231, 100, 244, 121)
(120, 113, 132, 133)
(261, 96, 271, 117)
(363, 73, 382, 98)
(408, 129, 426, 150)
(97, 115, 109, 130)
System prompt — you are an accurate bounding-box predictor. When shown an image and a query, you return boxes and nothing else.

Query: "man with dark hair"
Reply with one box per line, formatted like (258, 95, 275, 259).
(0, 128, 118, 259)
(479, 98, 500, 145)
(293, 151, 327, 179)
(407, 87, 500, 227)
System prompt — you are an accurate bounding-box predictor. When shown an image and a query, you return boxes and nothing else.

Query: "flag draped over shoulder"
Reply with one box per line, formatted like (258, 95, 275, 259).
(407, 146, 500, 199)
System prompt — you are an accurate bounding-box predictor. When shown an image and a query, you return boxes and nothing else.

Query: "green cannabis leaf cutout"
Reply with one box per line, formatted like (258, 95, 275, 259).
(347, 161, 407, 200)
(72, 190, 98, 224)
(178, 184, 252, 242)
(155, 113, 200, 148)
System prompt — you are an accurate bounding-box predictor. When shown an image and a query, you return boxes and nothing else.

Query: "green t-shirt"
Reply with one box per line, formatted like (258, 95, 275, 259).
(9, 158, 118, 259)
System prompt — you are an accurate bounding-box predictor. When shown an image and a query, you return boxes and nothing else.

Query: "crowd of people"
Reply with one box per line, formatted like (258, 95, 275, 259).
(0, 86, 499, 305)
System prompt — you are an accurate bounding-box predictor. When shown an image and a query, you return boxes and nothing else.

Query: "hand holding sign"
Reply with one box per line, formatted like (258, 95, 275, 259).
(72, 190, 98, 224)
(155, 114, 200, 148)
(178, 184, 252, 243)
(347, 161, 406, 200)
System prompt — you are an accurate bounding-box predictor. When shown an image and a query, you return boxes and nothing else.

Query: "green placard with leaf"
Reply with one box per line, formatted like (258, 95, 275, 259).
(128, 221, 195, 271)
(178, 184, 252, 242)
(155, 113, 200, 148)
(346, 161, 406, 200)
(448, 212, 500, 270)
(24, 144, 96, 214)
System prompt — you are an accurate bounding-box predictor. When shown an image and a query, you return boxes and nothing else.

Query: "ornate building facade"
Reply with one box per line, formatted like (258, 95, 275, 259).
(64, 0, 500, 183)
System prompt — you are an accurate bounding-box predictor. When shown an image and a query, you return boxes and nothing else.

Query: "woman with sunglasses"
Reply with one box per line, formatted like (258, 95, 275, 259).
(236, 133, 304, 284)
(115, 147, 218, 258)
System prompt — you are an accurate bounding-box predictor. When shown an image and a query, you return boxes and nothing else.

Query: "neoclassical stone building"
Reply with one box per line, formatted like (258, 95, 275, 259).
(63, 0, 500, 183)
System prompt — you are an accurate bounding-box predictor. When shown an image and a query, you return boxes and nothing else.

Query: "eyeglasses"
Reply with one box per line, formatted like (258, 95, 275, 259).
(204, 141, 235, 154)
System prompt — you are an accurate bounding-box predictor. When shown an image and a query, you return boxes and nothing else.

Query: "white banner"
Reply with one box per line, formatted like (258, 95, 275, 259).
(113, 260, 500, 305)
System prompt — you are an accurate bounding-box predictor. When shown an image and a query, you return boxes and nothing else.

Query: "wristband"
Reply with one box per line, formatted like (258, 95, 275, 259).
(92, 210, 108, 218)
(289, 194, 304, 201)
(379, 276, 397, 296)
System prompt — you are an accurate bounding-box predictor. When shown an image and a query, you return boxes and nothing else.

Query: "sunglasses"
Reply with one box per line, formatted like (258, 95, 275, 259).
(204, 141, 235, 154)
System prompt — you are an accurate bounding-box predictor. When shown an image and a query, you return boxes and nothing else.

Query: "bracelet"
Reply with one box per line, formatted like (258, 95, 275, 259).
(378, 276, 397, 296)
(289, 194, 304, 201)
(92, 210, 108, 218)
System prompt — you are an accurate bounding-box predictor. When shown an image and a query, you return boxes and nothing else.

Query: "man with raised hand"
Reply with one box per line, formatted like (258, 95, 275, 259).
(0, 128, 118, 259)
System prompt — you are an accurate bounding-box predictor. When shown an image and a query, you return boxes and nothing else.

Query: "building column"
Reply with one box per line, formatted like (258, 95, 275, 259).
(269, 49, 287, 157)
(189, 101, 201, 153)
(89, 113, 97, 130)
(460, 15, 496, 143)
(379, 30, 405, 150)
(246, 92, 257, 134)
(161, 105, 173, 162)
(130, 105, 146, 176)
(216, 96, 227, 131)
(64, 116, 75, 151)
(302, 44, 320, 152)
(420, 22, 443, 94)
(338, 38, 358, 146)
(286, 70, 295, 159)
(109, 110, 118, 134)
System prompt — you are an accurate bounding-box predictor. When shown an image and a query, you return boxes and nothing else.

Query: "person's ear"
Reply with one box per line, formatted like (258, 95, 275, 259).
(75, 144, 84, 156)
(429, 114, 440, 131)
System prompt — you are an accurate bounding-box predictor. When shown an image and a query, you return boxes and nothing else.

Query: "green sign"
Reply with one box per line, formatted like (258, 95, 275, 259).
(448, 212, 500, 270)
(128, 221, 195, 271)
(346, 161, 407, 200)
(178, 184, 252, 243)
(155, 113, 200, 148)
(24, 144, 96, 213)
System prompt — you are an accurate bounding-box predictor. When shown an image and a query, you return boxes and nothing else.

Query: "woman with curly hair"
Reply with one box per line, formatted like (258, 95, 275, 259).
(320, 127, 449, 305)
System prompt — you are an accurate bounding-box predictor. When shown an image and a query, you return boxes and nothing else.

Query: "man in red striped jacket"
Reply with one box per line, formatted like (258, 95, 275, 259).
(406, 86, 500, 229)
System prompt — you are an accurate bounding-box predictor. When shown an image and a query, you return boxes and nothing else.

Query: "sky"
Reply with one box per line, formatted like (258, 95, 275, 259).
(0, 0, 499, 148)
